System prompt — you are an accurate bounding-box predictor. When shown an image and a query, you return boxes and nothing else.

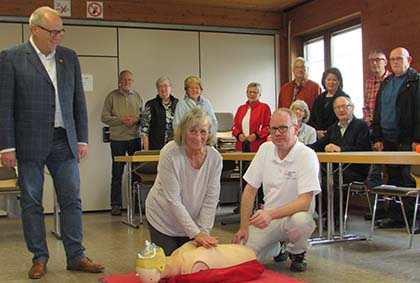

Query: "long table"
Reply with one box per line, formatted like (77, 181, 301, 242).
(115, 151, 420, 241)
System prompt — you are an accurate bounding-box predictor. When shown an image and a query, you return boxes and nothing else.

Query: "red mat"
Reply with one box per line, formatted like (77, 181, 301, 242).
(99, 269, 308, 283)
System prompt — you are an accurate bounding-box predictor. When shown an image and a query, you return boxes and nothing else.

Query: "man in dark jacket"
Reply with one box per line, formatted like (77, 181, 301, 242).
(310, 95, 371, 222)
(372, 47, 420, 231)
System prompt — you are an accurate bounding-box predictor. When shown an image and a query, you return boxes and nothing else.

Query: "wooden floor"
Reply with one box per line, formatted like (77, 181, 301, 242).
(1, 206, 420, 283)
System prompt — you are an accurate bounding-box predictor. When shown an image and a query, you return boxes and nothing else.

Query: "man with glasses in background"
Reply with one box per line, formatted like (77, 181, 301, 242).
(233, 108, 320, 272)
(309, 95, 371, 224)
(0, 6, 104, 279)
(372, 47, 420, 233)
(363, 50, 392, 219)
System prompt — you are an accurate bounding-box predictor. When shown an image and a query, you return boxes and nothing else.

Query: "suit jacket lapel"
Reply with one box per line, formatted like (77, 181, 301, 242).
(24, 41, 54, 86)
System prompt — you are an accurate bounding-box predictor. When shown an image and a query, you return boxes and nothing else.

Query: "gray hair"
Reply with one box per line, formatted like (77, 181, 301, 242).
(29, 6, 58, 26)
(272, 108, 298, 126)
(290, 99, 311, 123)
(247, 82, 262, 94)
(174, 107, 216, 147)
(293, 57, 308, 69)
(333, 94, 354, 107)
(156, 76, 171, 89)
(119, 70, 133, 81)
(369, 49, 386, 58)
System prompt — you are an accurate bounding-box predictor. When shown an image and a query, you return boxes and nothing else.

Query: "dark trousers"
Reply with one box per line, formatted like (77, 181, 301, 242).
(382, 138, 417, 222)
(110, 138, 141, 207)
(147, 222, 190, 256)
(320, 164, 367, 221)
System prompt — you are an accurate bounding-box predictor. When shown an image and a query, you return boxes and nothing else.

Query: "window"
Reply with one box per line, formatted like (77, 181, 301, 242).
(331, 27, 363, 117)
(303, 23, 363, 117)
(304, 37, 324, 87)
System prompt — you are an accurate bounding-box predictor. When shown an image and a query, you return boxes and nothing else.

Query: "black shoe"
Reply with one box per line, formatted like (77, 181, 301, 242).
(365, 209, 387, 221)
(377, 218, 404, 229)
(111, 206, 121, 216)
(409, 222, 420, 234)
(289, 252, 307, 272)
(273, 242, 288, 262)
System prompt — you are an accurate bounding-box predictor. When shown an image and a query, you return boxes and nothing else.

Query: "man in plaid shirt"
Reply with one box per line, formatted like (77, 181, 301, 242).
(363, 49, 392, 126)
(364, 50, 392, 213)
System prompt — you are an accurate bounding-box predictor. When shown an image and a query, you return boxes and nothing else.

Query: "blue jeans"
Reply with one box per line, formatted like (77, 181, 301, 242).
(110, 138, 141, 207)
(18, 128, 85, 265)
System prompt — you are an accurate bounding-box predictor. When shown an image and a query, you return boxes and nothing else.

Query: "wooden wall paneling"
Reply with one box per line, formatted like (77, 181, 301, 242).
(118, 28, 200, 102)
(200, 32, 277, 115)
(0, 0, 283, 30)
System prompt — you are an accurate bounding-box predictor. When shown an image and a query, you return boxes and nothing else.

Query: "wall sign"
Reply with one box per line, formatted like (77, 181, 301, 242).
(87, 1, 104, 19)
(54, 0, 71, 17)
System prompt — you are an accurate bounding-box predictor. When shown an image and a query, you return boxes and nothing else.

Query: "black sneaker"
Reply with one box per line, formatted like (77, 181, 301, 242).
(273, 241, 289, 262)
(111, 206, 121, 216)
(289, 252, 307, 272)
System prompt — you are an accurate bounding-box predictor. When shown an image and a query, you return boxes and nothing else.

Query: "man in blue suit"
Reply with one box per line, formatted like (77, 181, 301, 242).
(0, 6, 104, 279)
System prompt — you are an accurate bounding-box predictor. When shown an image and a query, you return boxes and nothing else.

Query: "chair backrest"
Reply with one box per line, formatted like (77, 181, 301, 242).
(215, 112, 234, 132)
(0, 166, 19, 194)
(411, 165, 420, 188)
(0, 166, 17, 180)
(133, 150, 160, 175)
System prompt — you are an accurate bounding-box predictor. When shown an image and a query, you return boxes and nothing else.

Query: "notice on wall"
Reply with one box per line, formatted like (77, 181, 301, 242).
(54, 0, 71, 17)
(82, 74, 94, 92)
(87, 1, 104, 19)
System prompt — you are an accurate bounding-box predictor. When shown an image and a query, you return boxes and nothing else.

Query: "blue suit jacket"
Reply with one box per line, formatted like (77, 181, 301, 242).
(0, 41, 88, 161)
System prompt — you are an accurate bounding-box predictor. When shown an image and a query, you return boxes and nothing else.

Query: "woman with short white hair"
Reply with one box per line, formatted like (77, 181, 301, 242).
(290, 99, 316, 144)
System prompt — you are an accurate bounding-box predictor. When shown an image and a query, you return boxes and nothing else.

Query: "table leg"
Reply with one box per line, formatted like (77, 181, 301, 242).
(51, 193, 61, 240)
(327, 162, 334, 240)
(122, 161, 139, 228)
(338, 163, 344, 239)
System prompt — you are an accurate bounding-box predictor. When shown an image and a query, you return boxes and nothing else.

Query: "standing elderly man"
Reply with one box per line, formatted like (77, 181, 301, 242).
(101, 70, 143, 216)
(372, 47, 420, 232)
(232, 108, 320, 272)
(363, 50, 392, 213)
(278, 57, 322, 110)
(0, 6, 104, 279)
(363, 49, 392, 126)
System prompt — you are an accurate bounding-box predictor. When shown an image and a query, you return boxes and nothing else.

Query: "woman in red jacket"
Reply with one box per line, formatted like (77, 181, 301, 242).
(232, 82, 271, 152)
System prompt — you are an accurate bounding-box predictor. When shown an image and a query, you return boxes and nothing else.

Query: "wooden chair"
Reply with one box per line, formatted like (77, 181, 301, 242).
(132, 150, 160, 224)
(0, 165, 20, 217)
(369, 165, 420, 248)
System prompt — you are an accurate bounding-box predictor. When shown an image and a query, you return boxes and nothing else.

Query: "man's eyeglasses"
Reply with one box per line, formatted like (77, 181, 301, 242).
(36, 25, 65, 37)
(368, 58, 385, 63)
(269, 125, 292, 134)
(333, 104, 352, 110)
(389, 56, 405, 62)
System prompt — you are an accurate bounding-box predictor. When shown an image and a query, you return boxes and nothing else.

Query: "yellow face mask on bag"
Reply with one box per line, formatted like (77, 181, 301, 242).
(136, 245, 166, 271)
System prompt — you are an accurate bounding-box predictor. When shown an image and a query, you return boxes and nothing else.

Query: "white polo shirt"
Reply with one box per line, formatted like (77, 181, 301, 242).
(244, 140, 321, 213)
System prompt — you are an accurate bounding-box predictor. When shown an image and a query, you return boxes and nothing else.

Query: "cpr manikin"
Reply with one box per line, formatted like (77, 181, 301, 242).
(136, 241, 260, 283)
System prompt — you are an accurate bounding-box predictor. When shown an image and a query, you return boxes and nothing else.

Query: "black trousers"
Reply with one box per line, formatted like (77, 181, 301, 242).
(382, 138, 417, 222)
(110, 138, 142, 207)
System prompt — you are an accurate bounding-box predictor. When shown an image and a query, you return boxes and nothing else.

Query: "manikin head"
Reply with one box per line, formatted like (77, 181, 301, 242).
(136, 241, 166, 283)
